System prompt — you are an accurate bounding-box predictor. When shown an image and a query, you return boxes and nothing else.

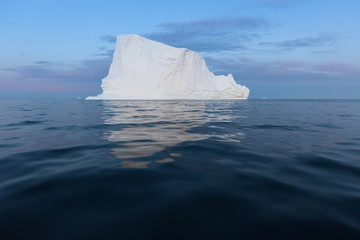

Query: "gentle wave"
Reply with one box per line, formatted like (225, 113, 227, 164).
(0, 99, 360, 239)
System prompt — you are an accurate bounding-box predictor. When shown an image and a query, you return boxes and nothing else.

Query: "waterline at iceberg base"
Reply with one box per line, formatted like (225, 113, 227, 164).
(87, 34, 249, 100)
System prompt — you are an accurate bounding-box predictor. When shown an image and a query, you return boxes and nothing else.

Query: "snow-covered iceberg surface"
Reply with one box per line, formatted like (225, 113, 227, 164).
(86, 34, 249, 100)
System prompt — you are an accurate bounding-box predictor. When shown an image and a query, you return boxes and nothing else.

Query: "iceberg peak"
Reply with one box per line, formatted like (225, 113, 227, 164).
(87, 34, 249, 100)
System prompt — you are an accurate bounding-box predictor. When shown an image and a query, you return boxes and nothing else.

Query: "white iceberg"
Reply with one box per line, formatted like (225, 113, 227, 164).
(87, 34, 249, 100)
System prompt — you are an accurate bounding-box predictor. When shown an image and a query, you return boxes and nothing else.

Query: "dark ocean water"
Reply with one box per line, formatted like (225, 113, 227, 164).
(0, 98, 360, 240)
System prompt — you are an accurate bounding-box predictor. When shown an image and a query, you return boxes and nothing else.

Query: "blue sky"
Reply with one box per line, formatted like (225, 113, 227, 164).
(1, 0, 359, 98)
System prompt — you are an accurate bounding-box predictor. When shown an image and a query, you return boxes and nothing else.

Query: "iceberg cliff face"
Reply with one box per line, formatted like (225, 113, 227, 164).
(87, 34, 249, 100)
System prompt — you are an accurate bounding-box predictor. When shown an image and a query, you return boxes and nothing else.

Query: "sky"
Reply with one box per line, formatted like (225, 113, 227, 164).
(1, 0, 359, 99)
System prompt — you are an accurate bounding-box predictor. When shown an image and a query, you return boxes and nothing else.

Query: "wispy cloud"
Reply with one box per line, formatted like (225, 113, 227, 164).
(277, 33, 339, 48)
(34, 61, 52, 65)
(5, 58, 111, 82)
(258, 0, 317, 7)
(93, 49, 114, 58)
(2, 39, 117, 95)
(311, 50, 333, 54)
(100, 34, 117, 43)
(144, 17, 269, 52)
(314, 62, 360, 75)
(259, 33, 340, 50)
(205, 55, 360, 83)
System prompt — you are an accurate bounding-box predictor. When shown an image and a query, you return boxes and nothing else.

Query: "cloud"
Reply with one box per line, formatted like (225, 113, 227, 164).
(314, 62, 360, 75)
(277, 33, 339, 48)
(258, 0, 316, 7)
(144, 17, 269, 52)
(2, 42, 116, 95)
(263, 0, 302, 4)
(158, 17, 269, 31)
(35, 61, 52, 65)
(311, 50, 333, 54)
(100, 34, 117, 43)
(93, 49, 114, 58)
(259, 33, 340, 50)
(204, 55, 360, 83)
(5, 58, 111, 82)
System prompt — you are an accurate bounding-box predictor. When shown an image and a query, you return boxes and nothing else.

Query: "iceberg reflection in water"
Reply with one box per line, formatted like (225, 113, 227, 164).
(101, 100, 246, 168)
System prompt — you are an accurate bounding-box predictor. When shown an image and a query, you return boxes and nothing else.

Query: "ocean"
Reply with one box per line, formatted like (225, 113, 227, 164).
(0, 98, 359, 239)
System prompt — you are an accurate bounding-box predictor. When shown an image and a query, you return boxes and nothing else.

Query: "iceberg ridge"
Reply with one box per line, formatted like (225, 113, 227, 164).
(87, 34, 249, 100)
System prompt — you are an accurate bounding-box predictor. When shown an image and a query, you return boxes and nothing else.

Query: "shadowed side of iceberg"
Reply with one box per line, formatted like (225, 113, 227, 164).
(86, 34, 249, 100)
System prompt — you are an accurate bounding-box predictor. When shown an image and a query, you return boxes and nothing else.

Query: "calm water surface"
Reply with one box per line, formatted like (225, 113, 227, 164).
(0, 98, 360, 239)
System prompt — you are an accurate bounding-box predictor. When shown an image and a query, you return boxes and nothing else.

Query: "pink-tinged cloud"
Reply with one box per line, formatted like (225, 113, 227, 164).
(5, 58, 110, 82)
(272, 60, 308, 69)
(0, 76, 101, 94)
(28, 85, 59, 90)
(314, 62, 360, 75)
(205, 56, 360, 82)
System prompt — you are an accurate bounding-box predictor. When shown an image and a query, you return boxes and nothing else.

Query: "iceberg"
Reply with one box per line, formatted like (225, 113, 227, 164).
(87, 34, 249, 100)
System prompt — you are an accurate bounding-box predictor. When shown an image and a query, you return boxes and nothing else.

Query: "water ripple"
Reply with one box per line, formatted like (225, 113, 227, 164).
(0, 99, 360, 239)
